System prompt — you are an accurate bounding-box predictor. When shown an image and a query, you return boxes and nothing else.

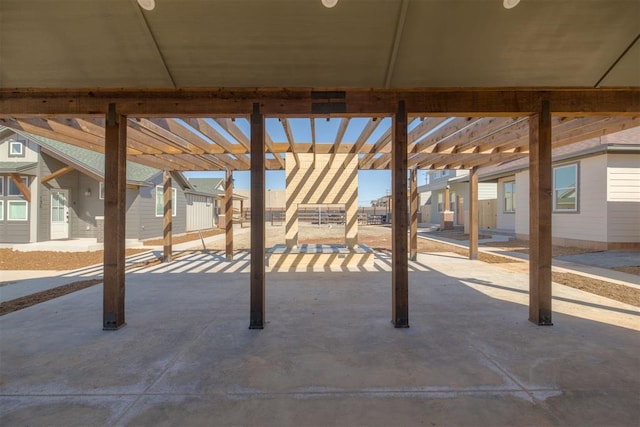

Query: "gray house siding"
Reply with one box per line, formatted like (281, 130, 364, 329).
(0, 135, 36, 243)
(137, 175, 187, 241)
(38, 154, 81, 242)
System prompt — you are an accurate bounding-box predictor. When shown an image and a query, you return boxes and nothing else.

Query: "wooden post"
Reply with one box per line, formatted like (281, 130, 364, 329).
(392, 100, 409, 328)
(103, 103, 127, 330)
(250, 103, 265, 329)
(410, 168, 418, 261)
(468, 167, 479, 260)
(444, 185, 451, 211)
(225, 168, 234, 261)
(529, 100, 553, 326)
(163, 170, 172, 262)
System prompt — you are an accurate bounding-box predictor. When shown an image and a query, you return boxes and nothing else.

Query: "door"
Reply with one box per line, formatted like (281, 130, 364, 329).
(51, 190, 69, 240)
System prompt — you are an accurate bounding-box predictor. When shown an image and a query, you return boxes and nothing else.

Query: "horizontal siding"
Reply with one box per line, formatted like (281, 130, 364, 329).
(607, 202, 640, 242)
(478, 183, 497, 200)
(138, 181, 187, 241)
(0, 221, 30, 243)
(607, 154, 640, 202)
(516, 156, 609, 242)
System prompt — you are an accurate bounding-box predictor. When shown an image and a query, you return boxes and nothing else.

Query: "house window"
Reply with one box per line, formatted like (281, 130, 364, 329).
(0, 200, 3, 221)
(504, 181, 516, 213)
(155, 186, 177, 217)
(437, 193, 443, 212)
(99, 182, 105, 200)
(553, 163, 578, 212)
(8, 200, 28, 221)
(8, 176, 29, 196)
(9, 140, 25, 157)
(0, 176, 4, 196)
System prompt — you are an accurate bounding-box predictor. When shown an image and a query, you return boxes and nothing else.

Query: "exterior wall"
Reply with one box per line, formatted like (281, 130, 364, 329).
(38, 154, 81, 242)
(496, 176, 516, 231)
(0, 135, 38, 243)
(0, 133, 39, 163)
(186, 194, 214, 231)
(607, 153, 640, 244)
(137, 174, 187, 241)
(285, 153, 358, 248)
(0, 175, 33, 243)
(515, 155, 612, 247)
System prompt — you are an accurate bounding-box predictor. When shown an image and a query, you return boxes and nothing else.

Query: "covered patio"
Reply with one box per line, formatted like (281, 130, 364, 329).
(1, 252, 639, 425)
(0, 0, 639, 424)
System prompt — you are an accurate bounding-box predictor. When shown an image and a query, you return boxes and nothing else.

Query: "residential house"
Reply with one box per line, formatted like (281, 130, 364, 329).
(0, 127, 221, 244)
(478, 126, 640, 249)
(418, 169, 497, 228)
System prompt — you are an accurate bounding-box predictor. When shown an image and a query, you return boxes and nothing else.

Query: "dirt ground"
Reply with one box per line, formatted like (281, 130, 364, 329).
(0, 248, 147, 271)
(1, 224, 638, 311)
(483, 239, 598, 258)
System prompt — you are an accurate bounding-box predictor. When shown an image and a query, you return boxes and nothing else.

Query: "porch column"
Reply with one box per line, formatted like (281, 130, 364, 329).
(225, 168, 234, 261)
(392, 100, 409, 328)
(103, 103, 127, 330)
(410, 168, 418, 261)
(529, 100, 553, 326)
(468, 167, 479, 260)
(163, 169, 172, 262)
(250, 103, 266, 329)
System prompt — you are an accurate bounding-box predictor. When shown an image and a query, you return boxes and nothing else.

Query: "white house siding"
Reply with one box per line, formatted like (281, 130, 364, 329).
(186, 194, 214, 231)
(607, 154, 640, 243)
(516, 156, 609, 244)
(496, 177, 516, 231)
(515, 172, 530, 237)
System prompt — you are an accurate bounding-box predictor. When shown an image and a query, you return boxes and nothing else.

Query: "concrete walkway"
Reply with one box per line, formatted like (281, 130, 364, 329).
(1, 252, 638, 426)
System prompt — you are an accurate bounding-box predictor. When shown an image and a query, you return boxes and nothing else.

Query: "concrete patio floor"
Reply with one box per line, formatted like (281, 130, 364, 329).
(1, 252, 639, 426)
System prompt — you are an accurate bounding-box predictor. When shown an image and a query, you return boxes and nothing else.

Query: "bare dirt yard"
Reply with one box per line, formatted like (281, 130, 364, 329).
(1, 224, 638, 315)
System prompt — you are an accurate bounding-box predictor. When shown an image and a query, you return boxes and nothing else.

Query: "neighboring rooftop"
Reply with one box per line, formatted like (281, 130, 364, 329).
(2, 126, 162, 185)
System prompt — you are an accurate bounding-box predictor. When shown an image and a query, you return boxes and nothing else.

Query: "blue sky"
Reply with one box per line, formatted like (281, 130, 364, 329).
(184, 117, 428, 206)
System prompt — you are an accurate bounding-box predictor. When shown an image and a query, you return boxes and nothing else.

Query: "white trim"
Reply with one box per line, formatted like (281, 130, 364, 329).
(99, 182, 105, 200)
(553, 163, 579, 212)
(9, 140, 25, 157)
(503, 180, 516, 213)
(155, 186, 177, 217)
(7, 200, 28, 221)
(0, 176, 4, 196)
(0, 200, 4, 221)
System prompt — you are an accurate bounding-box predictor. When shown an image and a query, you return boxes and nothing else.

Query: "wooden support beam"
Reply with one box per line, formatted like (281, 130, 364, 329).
(103, 103, 127, 330)
(250, 103, 265, 329)
(529, 101, 553, 326)
(468, 167, 479, 260)
(281, 118, 300, 166)
(9, 173, 31, 202)
(41, 165, 75, 184)
(225, 169, 234, 261)
(392, 100, 409, 328)
(409, 168, 418, 262)
(163, 170, 173, 263)
(2, 88, 638, 117)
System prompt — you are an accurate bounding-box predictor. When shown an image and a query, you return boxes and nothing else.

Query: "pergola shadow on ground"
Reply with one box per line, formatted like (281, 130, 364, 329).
(1, 253, 638, 426)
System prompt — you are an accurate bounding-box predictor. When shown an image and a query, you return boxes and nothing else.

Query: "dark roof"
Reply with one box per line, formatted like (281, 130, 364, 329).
(478, 127, 640, 181)
(187, 178, 224, 196)
(0, 161, 38, 175)
(3, 126, 162, 185)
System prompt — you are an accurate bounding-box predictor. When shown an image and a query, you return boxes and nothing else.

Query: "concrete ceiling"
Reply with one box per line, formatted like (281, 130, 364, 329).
(1, 0, 638, 89)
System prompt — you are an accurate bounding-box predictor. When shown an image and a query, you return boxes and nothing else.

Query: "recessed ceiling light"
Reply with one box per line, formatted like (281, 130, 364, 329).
(503, 0, 520, 9)
(322, 0, 338, 8)
(137, 0, 156, 11)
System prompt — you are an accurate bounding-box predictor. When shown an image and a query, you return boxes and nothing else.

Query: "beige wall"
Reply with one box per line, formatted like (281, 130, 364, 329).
(607, 153, 640, 243)
(285, 153, 358, 248)
(496, 177, 516, 231)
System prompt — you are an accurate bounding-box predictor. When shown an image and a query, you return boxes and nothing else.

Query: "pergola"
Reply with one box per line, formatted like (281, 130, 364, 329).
(1, 0, 638, 330)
